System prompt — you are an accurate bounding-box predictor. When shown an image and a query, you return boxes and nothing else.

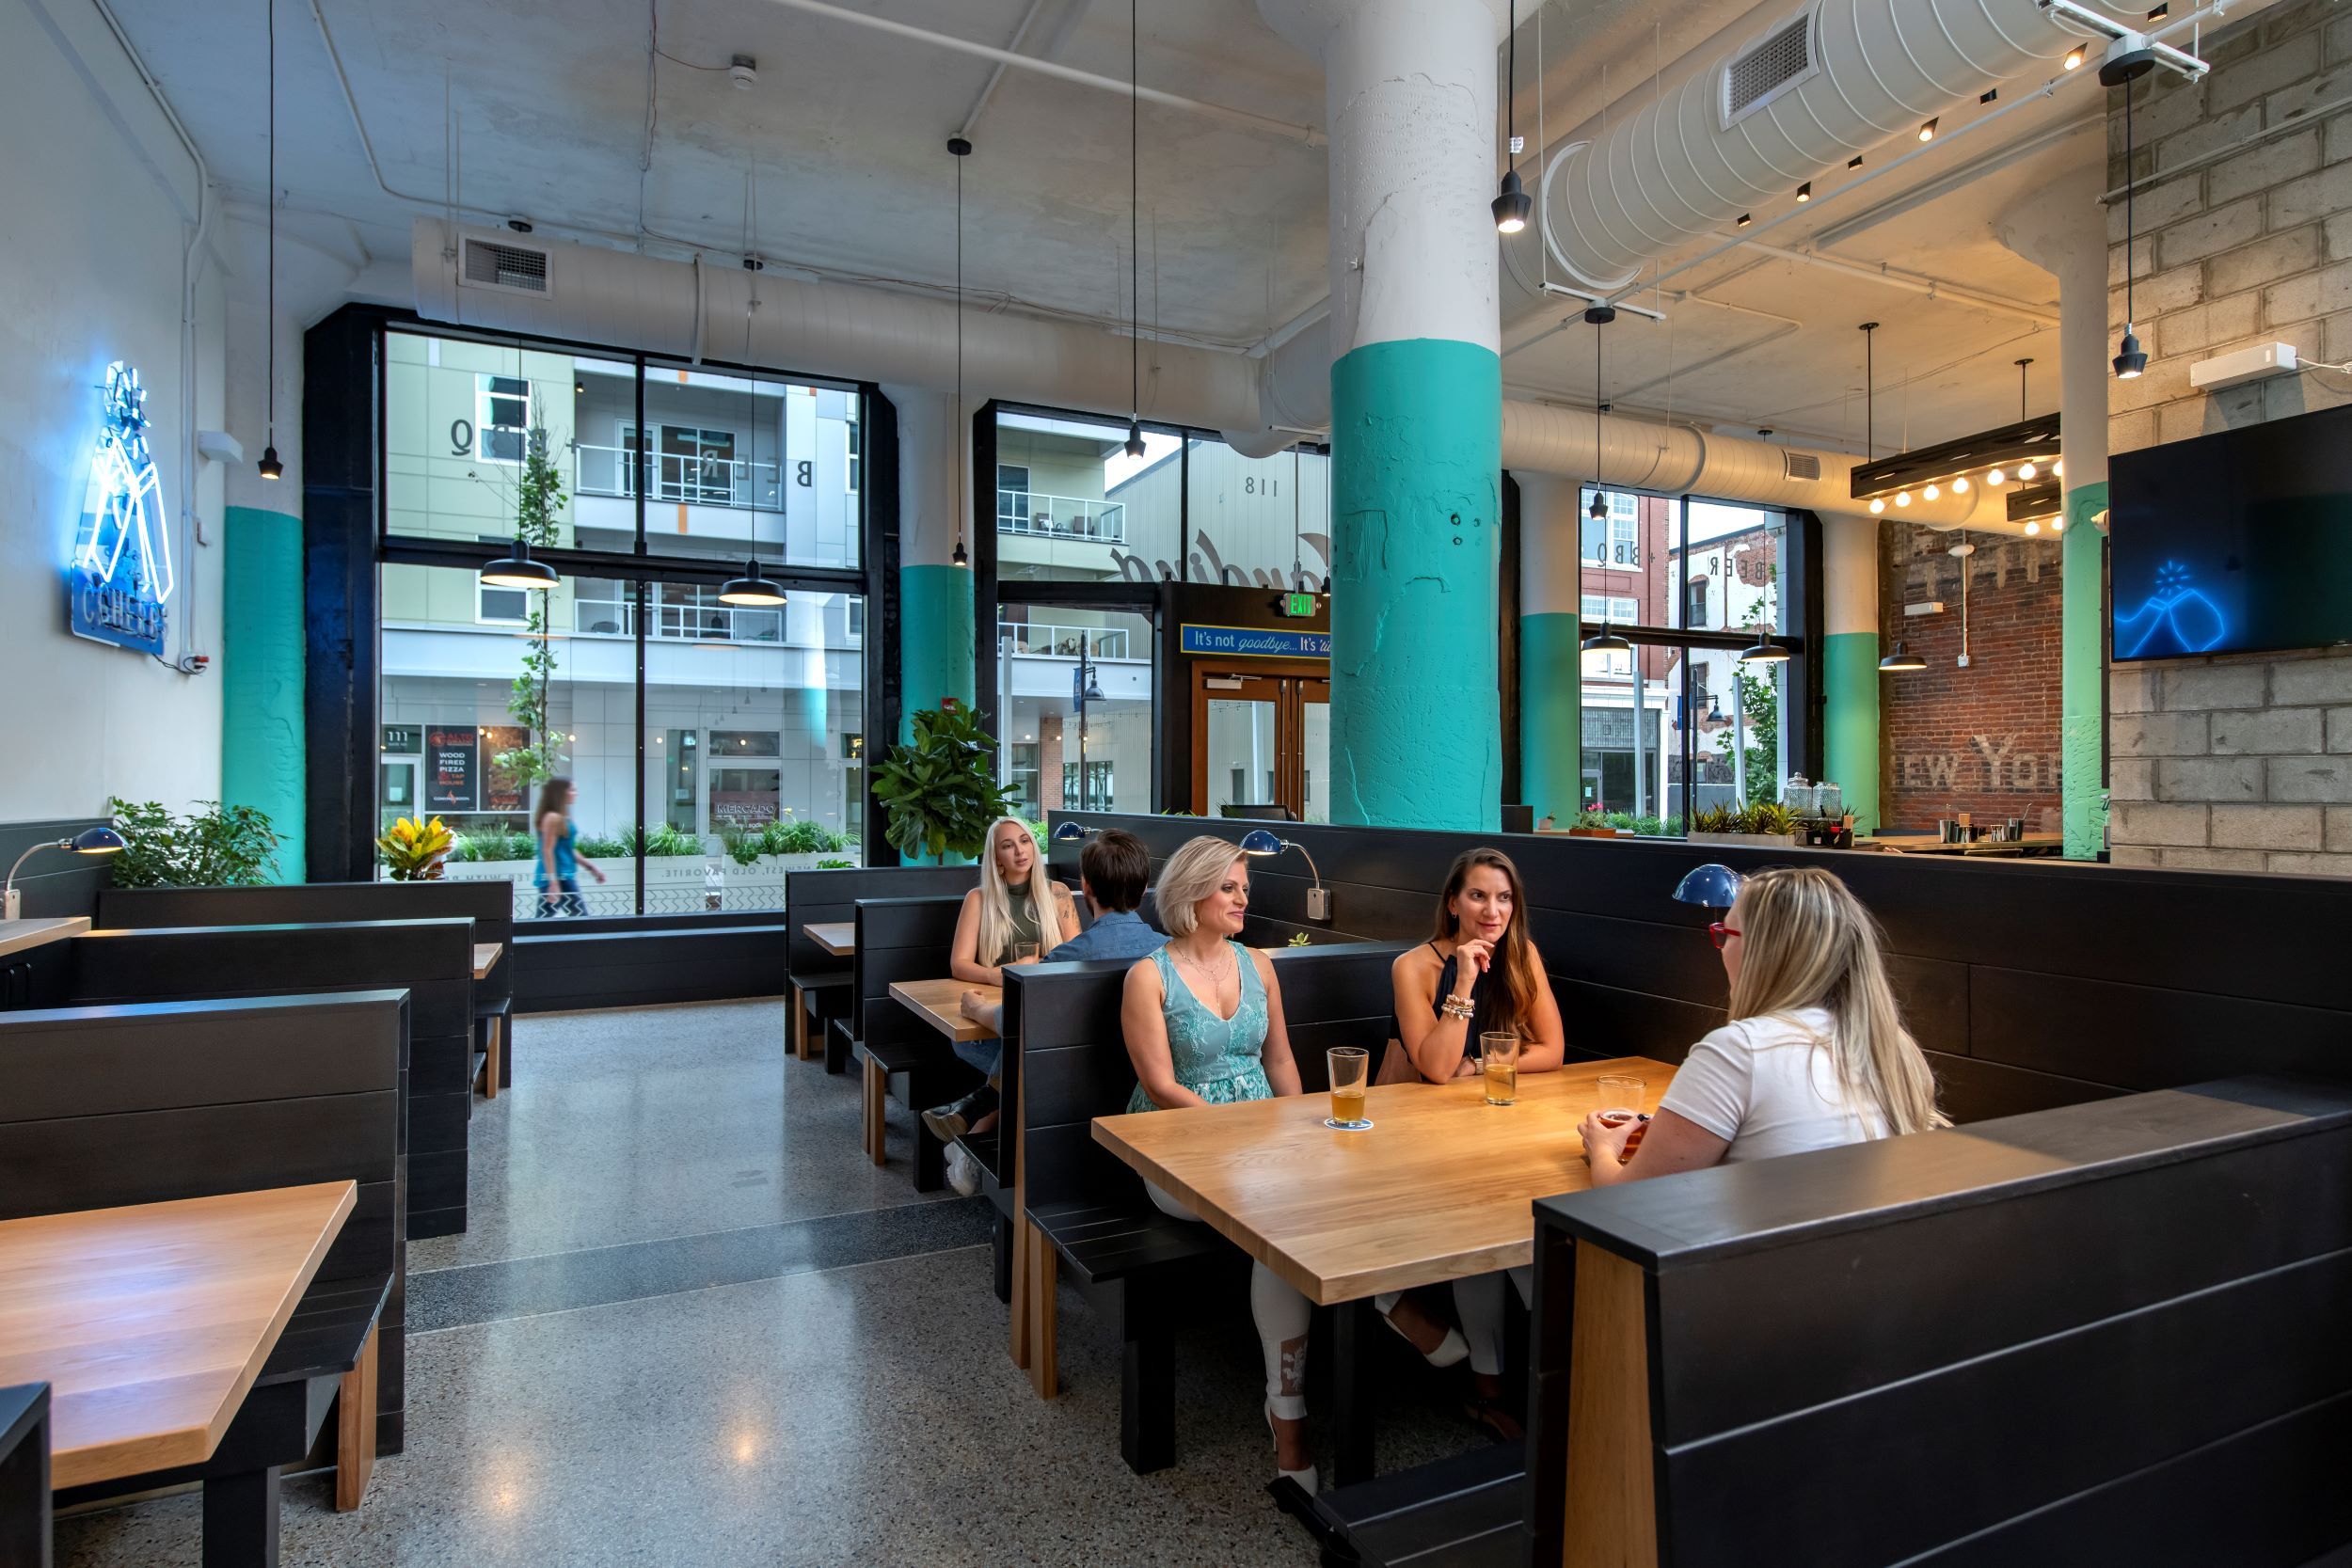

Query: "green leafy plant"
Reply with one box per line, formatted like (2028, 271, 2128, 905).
(643, 823, 706, 857)
(490, 426, 570, 791)
(816, 857, 856, 870)
(576, 830, 634, 859)
(106, 799, 282, 888)
(1286, 930, 1312, 947)
(1027, 819, 1049, 854)
(1740, 800, 1797, 835)
(448, 828, 534, 863)
(375, 815, 453, 879)
(758, 818, 840, 856)
(723, 828, 767, 868)
(1692, 803, 1738, 833)
(1732, 582, 1784, 808)
(871, 705, 1021, 861)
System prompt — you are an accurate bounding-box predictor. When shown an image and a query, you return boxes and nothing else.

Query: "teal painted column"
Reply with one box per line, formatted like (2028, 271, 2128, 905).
(898, 562, 976, 744)
(220, 504, 307, 880)
(1328, 340, 1503, 829)
(1820, 513, 1881, 835)
(2062, 483, 2109, 858)
(883, 383, 978, 866)
(1514, 470, 1582, 823)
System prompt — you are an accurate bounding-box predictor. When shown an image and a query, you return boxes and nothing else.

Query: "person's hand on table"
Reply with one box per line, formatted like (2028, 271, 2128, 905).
(1451, 1056, 1481, 1081)
(1579, 1108, 1639, 1163)
(1009, 955, 1040, 966)
(958, 988, 991, 1022)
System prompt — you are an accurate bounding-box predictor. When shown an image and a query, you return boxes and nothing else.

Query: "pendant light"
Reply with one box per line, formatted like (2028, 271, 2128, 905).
(1492, 2, 1532, 233)
(1581, 622, 1631, 655)
(719, 556, 785, 606)
(1585, 306, 1613, 521)
(1861, 324, 1883, 513)
(257, 0, 282, 482)
(2106, 50, 2154, 378)
(949, 135, 972, 569)
(1738, 628, 1789, 663)
(1123, 0, 1146, 459)
(481, 533, 558, 589)
(1879, 641, 1927, 672)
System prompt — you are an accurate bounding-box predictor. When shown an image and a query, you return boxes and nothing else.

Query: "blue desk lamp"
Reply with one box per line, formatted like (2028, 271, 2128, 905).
(5, 826, 128, 921)
(1239, 829, 1330, 921)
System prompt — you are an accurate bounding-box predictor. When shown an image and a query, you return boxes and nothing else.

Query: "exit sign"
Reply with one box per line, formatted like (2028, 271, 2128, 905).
(1279, 592, 1317, 618)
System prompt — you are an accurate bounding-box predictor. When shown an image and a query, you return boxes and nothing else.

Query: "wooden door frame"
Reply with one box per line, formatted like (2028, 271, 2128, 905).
(1188, 660, 1330, 817)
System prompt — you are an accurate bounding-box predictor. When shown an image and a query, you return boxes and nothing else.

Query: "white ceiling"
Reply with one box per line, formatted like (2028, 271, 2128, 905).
(106, 0, 2125, 456)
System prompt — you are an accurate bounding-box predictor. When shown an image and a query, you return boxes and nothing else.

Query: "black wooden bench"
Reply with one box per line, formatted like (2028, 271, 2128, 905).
(0, 990, 408, 1538)
(1307, 1075, 2352, 1568)
(786, 866, 975, 1067)
(0, 1384, 48, 1568)
(97, 879, 516, 1095)
(838, 895, 981, 1188)
(1009, 941, 1404, 1472)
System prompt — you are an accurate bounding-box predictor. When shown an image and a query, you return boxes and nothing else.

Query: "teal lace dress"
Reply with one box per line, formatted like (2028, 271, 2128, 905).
(1126, 942, 1275, 1113)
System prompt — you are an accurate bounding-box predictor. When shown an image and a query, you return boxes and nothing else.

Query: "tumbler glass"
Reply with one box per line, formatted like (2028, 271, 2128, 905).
(1327, 1047, 1373, 1131)
(1482, 1032, 1521, 1106)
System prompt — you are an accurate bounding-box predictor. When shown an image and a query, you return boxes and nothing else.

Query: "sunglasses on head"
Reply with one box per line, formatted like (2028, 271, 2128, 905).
(1707, 922, 1741, 950)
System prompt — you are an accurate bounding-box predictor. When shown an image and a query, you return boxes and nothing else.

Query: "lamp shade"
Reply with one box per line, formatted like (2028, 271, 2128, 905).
(1581, 625, 1632, 655)
(1672, 863, 1742, 910)
(1238, 829, 1284, 856)
(1491, 168, 1532, 234)
(719, 558, 787, 606)
(1879, 641, 1927, 673)
(1738, 636, 1790, 663)
(481, 535, 559, 590)
(1051, 820, 1093, 843)
(71, 827, 128, 854)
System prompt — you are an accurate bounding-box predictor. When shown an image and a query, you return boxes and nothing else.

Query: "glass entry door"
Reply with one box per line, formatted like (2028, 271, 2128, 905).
(1192, 669, 1328, 821)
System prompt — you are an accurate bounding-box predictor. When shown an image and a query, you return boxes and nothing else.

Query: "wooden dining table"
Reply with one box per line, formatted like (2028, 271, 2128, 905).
(0, 1181, 356, 1562)
(803, 921, 856, 957)
(472, 940, 503, 979)
(889, 978, 998, 1043)
(1093, 1054, 1673, 1484)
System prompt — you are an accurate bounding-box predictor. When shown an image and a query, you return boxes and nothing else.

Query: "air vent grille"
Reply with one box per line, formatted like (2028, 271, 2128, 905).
(462, 239, 550, 294)
(1782, 451, 1821, 482)
(1724, 15, 1815, 125)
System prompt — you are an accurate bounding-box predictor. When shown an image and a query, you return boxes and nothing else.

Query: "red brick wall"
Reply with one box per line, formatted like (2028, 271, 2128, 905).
(1880, 524, 2066, 833)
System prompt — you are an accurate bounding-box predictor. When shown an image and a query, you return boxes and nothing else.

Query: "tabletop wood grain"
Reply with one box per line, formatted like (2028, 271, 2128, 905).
(1093, 1056, 1674, 1305)
(472, 941, 503, 979)
(804, 922, 856, 957)
(890, 978, 999, 1042)
(0, 1181, 358, 1489)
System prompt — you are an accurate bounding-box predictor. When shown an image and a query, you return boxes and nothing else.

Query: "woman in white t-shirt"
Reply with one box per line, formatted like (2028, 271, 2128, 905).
(1580, 865, 1947, 1183)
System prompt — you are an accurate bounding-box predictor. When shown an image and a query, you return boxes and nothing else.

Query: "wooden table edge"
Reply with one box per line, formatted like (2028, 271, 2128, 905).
(472, 941, 503, 979)
(0, 916, 90, 960)
(803, 922, 856, 957)
(888, 980, 996, 1043)
(43, 1180, 359, 1490)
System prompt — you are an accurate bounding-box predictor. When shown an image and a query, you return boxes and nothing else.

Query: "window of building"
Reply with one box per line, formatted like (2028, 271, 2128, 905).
(845, 409, 861, 496)
(993, 607, 1153, 818)
(993, 408, 1179, 584)
(997, 464, 1032, 529)
(1685, 576, 1709, 628)
(478, 374, 530, 464)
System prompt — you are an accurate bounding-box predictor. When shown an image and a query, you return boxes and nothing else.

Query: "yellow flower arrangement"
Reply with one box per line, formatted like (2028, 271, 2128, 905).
(376, 815, 453, 881)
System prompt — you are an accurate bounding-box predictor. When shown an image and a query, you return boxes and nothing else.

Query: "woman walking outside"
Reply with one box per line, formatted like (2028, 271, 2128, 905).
(532, 776, 606, 918)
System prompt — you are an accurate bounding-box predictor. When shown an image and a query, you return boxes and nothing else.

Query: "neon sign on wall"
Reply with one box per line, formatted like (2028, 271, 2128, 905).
(69, 360, 172, 656)
(2112, 559, 2228, 659)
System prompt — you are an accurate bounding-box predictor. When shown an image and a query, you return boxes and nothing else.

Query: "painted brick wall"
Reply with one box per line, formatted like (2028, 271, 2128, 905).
(1880, 522, 2067, 832)
(2106, 0, 2352, 874)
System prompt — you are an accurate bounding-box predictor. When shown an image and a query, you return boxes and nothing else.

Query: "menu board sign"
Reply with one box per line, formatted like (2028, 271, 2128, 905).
(426, 727, 480, 812)
(482, 725, 529, 813)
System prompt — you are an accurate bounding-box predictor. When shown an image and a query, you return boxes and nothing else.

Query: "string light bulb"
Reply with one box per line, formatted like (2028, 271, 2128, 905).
(1923, 483, 1940, 500)
(2025, 518, 2042, 535)
(1868, 497, 1886, 515)
(1895, 490, 1912, 507)
(2054, 458, 2064, 477)
(1919, 118, 1938, 142)
(2065, 45, 2085, 69)
(1987, 467, 2006, 485)
(1952, 474, 1970, 493)
(2018, 460, 2038, 481)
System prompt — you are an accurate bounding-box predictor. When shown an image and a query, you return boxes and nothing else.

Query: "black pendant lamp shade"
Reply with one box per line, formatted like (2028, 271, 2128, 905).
(1493, 0, 1530, 233)
(257, 445, 283, 481)
(1124, 417, 1146, 459)
(951, 537, 969, 568)
(1879, 641, 1926, 673)
(2106, 48, 2155, 381)
(1492, 167, 1532, 234)
(1585, 304, 1614, 517)
(719, 556, 786, 606)
(480, 533, 558, 590)
(1581, 623, 1631, 655)
(1738, 633, 1790, 663)
(2113, 329, 2147, 380)
(1587, 488, 1608, 520)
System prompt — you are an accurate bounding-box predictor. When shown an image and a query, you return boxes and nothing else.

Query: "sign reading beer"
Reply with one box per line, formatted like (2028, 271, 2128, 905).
(69, 362, 173, 657)
(426, 726, 481, 812)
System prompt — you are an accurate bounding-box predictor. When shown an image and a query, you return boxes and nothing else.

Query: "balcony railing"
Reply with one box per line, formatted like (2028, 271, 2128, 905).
(998, 621, 1132, 659)
(998, 491, 1125, 544)
(578, 443, 783, 511)
(575, 593, 793, 645)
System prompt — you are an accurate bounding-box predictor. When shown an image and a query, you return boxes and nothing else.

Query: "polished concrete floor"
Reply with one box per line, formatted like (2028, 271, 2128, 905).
(56, 1000, 1499, 1566)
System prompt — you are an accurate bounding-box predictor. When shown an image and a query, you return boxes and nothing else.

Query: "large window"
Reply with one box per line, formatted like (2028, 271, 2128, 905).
(379, 329, 867, 918)
(993, 408, 1181, 584)
(1184, 438, 1332, 589)
(993, 608, 1153, 817)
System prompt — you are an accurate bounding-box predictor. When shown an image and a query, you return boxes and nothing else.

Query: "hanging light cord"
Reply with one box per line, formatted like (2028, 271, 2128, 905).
(956, 148, 963, 545)
(1130, 0, 1139, 423)
(265, 0, 276, 451)
(1505, 0, 1516, 174)
(2122, 85, 2136, 331)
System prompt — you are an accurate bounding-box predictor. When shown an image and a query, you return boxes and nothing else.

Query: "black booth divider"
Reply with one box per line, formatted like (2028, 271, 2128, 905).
(786, 865, 977, 1059)
(0, 991, 410, 1460)
(1048, 813, 2352, 1120)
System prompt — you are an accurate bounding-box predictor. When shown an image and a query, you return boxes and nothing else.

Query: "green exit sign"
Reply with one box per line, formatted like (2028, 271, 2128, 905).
(1279, 592, 1317, 618)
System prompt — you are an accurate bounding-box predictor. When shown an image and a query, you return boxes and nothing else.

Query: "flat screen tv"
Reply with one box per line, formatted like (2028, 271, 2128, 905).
(2109, 401, 2352, 660)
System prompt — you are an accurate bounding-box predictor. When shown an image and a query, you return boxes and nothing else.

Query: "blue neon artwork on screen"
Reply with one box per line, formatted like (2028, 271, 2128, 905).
(69, 360, 172, 656)
(2112, 560, 2229, 659)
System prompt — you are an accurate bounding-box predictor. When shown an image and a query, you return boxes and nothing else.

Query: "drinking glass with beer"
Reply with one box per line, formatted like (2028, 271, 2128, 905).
(1481, 1032, 1521, 1106)
(1326, 1047, 1372, 1131)
(1595, 1074, 1648, 1153)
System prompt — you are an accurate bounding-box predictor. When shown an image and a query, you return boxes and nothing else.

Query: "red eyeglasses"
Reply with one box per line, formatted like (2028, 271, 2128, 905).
(1707, 922, 1742, 949)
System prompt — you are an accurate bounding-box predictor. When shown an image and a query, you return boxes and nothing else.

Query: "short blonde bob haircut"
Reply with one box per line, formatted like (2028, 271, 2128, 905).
(1153, 835, 1250, 938)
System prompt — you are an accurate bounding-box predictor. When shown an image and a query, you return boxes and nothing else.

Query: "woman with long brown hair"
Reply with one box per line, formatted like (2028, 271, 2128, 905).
(531, 776, 605, 918)
(1581, 864, 1946, 1185)
(1379, 847, 1566, 1437)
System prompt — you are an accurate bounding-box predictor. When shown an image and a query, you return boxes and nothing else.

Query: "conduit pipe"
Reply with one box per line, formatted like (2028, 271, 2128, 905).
(1736, 241, 2059, 326)
(1516, 0, 2137, 301)
(412, 217, 1995, 522)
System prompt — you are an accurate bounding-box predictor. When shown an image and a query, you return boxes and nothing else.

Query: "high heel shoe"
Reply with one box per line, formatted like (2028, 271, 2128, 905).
(1380, 1309, 1470, 1369)
(1264, 1401, 1317, 1496)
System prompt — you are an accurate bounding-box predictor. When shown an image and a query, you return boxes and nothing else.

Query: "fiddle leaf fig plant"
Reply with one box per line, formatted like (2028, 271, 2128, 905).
(871, 705, 1020, 863)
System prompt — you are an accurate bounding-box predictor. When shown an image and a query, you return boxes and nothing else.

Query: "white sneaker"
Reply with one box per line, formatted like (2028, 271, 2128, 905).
(945, 1144, 980, 1196)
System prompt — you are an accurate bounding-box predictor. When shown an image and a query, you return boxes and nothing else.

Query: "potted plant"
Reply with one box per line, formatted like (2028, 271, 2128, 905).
(1690, 800, 1800, 847)
(376, 815, 454, 880)
(106, 799, 283, 887)
(871, 705, 1020, 863)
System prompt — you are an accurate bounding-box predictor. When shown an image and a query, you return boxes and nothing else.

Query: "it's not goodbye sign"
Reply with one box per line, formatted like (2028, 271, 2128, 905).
(1179, 624, 1330, 659)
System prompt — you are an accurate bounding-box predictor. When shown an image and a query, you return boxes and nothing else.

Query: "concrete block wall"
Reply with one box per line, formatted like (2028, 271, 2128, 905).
(2106, 0, 2352, 876)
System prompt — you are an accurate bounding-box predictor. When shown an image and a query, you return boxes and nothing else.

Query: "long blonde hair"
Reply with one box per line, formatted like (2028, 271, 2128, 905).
(977, 816, 1060, 965)
(1726, 867, 1947, 1135)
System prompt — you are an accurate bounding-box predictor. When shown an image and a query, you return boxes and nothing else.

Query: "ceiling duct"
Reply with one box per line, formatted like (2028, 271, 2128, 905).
(1519, 0, 2137, 299)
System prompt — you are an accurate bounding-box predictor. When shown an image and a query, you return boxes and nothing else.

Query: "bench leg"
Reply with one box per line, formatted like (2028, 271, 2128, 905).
(501, 1013, 515, 1086)
(202, 1465, 281, 1568)
(1331, 1296, 1377, 1488)
(787, 984, 803, 1059)
(1120, 1281, 1176, 1473)
(1009, 1214, 1031, 1370)
(824, 1023, 849, 1075)
(482, 1017, 501, 1100)
(992, 1212, 1014, 1306)
(913, 1115, 944, 1193)
(334, 1327, 379, 1511)
(1025, 1219, 1057, 1400)
(861, 1058, 886, 1164)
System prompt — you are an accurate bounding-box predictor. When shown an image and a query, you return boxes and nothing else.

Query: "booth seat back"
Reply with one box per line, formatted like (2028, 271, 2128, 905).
(1013, 942, 1405, 1216)
(97, 880, 513, 1008)
(1529, 1076, 2352, 1568)
(786, 865, 976, 979)
(47, 920, 477, 1239)
(0, 991, 411, 1455)
(847, 895, 971, 1046)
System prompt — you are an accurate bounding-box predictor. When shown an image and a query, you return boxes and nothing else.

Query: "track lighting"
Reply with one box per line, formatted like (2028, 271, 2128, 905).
(1923, 483, 1940, 500)
(257, 445, 282, 481)
(2065, 45, 2086, 69)
(1493, 168, 1532, 234)
(1952, 475, 1970, 493)
(1796, 182, 1812, 202)
(1868, 497, 1886, 515)
(1987, 467, 2006, 485)
(1736, 212, 1753, 228)
(1895, 490, 1911, 507)
(1848, 155, 1865, 169)
(2018, 461, 2038, 482)
(1919, 118, 1939, 142)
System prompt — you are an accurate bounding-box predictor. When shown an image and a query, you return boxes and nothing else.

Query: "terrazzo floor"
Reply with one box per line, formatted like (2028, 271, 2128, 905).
(54, 999, 1503, 1567)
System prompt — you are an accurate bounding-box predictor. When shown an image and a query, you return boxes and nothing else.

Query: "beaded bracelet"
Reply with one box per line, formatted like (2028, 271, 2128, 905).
(1440, 994, 1476, 1021)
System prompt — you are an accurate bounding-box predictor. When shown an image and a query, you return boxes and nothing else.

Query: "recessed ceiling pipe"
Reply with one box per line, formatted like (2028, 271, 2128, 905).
(1736, 241, 2059, 327)
(759, 0, 1327, 147)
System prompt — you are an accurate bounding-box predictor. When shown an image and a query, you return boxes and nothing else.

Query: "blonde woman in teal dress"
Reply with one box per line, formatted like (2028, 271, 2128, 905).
(1119, 836, 1317, 1492)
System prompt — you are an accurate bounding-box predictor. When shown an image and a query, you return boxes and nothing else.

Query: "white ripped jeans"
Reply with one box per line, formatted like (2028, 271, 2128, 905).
(1146, 1180, 1313, 1419)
